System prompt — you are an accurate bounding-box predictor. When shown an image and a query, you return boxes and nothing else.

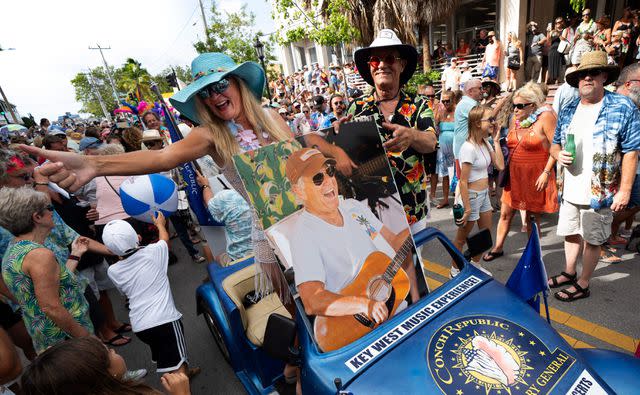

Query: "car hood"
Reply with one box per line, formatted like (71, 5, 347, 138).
(312, 274, 617, 394)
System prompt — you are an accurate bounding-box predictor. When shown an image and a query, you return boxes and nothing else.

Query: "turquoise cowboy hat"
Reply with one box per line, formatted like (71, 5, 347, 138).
(169, 53, 265, 123)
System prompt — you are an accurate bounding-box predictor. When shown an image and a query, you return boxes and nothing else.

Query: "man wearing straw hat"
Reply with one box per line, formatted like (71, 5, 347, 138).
(548, 51, 640, 302)
(306, 29, 437, 234)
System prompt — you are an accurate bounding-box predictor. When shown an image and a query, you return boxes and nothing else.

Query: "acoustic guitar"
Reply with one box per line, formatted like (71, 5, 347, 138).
(314, 237, 414, 352)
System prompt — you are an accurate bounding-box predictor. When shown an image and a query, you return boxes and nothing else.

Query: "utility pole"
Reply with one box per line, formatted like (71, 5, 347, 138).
(86, 68, 111, 121)
(198, 0, 209, 40)
(89, 44, 120, 105)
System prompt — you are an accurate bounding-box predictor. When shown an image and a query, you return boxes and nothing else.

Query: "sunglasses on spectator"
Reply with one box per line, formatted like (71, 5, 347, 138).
(144, 140, 163, 148)
(368, 55, 403, 69)
(441, 100, 451, 104)
(333, 101, 345, 106)
(303, 110, 310, 113)
(513, 102, 534, 109)
(11, 172, 33, 181)
(576, 69, 603, 80)
(197, 78, 230, 99)
(481, 117, 497, 123)
(426, 94, 436, 98)
(311, 164, 337, 186)
(43, 204, 54, 212)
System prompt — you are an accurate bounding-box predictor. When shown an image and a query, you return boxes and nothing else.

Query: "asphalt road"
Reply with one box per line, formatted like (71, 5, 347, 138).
(111, 191, 639, 395)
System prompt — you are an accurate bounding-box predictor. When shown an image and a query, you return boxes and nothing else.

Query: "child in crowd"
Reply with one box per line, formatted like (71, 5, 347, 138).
(195, 171, 252, 265)
(103, 212, 200, 378)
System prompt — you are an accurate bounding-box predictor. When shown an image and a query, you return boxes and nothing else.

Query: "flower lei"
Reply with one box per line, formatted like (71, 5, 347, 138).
(515, 107, 548, 129)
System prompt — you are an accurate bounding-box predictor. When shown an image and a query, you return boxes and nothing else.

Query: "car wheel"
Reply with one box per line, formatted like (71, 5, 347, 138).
(201, 301, 231, 363)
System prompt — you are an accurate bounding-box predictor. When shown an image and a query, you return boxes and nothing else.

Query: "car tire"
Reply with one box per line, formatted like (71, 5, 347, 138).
(201, 301, 231, 363)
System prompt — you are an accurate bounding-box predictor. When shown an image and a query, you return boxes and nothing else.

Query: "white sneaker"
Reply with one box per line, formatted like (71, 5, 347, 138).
(471, 261, 493, 277)
(123, 369, 147, 381)
(449, 266, 460, 278)
(619, 228, 632, 238)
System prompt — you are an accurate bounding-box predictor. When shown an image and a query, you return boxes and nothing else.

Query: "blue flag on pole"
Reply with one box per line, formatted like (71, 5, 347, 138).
(506, 222, 550, 322)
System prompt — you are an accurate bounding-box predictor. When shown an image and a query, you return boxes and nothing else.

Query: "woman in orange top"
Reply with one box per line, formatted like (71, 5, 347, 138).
(483, 82, 558, 261)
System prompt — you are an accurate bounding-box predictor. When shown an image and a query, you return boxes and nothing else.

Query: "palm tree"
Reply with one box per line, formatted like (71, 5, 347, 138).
(117, 58, 153, 102)
(345, 0, 458, 71)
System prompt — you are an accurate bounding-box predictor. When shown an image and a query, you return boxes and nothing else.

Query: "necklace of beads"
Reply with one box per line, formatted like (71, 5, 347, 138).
(515, 107, 546, 129)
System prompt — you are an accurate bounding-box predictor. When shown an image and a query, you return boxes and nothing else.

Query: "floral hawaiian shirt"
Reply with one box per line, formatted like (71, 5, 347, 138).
(347, 90, 436, 225)
(553, 91, 640, 209)
(2, 240, 93, 353)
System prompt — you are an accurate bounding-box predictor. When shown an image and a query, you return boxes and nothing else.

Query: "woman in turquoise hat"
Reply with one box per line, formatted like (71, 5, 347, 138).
(21, 53, 294, 306)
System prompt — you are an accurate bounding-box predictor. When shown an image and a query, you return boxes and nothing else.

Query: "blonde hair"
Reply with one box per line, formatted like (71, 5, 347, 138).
(514, 81, 546, 108)
(508, 32, 521, 46)
(194, 76, 291, 166)
(467, 105, 490, 144)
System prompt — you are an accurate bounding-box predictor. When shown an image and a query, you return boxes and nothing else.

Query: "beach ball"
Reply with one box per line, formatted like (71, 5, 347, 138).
(119, 174, 178, 223)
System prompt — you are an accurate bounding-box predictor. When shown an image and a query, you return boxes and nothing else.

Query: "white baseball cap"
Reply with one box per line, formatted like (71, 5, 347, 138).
(102, 220, 139, 256)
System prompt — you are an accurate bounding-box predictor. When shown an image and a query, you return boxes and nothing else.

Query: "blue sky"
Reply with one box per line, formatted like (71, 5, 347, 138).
(0, 0, 275, 120)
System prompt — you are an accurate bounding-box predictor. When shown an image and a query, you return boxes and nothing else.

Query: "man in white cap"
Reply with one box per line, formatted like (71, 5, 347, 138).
(548, 51, 640, 302)
(305, 29, 437, 234)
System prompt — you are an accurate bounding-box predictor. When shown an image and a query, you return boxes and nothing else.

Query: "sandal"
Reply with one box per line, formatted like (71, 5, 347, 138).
(436, 202, 450, 209)
(103, 334, 131, 347)
(114, 323, 132, 334)
(547, 271, 577, 288)
(554, 283, 590, 302)
(482, 250, 504, 262)
(600, 253, 623, 264)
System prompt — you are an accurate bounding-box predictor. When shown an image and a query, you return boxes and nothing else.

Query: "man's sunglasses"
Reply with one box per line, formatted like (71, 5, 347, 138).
(426, 94, 436, 99)
(311, 164, 337, 186)
(576, 69, 603, 80)
(197, 78, 230, 99)
(513, 102, 534, 109)
(368, 55, 403, 69)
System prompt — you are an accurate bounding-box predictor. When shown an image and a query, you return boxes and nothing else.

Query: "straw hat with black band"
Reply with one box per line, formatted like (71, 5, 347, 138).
(565, 51, 619, 88)
(353, 29, 418, 87)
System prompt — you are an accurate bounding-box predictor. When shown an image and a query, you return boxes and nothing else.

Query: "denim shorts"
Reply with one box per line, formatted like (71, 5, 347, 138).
(468, 189, 492, 221)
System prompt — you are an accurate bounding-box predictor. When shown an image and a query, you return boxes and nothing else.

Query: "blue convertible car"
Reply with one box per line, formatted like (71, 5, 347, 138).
(196, 228, 640, 394)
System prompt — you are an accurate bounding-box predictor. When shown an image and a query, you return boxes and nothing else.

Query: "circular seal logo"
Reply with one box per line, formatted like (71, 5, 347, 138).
(427, 316, 575, 395)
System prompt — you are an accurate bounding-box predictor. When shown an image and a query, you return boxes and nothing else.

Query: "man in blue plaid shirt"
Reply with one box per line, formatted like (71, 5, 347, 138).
(548, 51, 640, 302)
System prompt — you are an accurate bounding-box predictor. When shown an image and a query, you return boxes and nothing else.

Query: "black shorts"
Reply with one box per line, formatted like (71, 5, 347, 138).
(136, 319, 188, 373)
(424, 152, 437, 175)
(0, 301, 22, 330)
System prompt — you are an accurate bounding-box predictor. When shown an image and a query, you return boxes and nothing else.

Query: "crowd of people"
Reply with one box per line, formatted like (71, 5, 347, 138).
(1, 7, 640, 394)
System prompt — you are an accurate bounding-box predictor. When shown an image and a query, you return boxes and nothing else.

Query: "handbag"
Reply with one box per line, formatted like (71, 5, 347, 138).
(498, 133, 523, 189)
(508, 57, 521, 69)
(557, 40, 570, 54)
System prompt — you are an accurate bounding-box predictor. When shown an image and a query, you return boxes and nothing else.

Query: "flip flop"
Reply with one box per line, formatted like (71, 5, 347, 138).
(436, 202, 450, 209)
(103, 334, 131, 347)
(482, 250, 504, 262)
(114, 323, 132, 334)
(554, 283, 590, 302)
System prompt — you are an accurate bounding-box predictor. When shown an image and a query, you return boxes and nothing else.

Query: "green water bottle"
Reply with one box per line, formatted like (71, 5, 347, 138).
(565, 133, 576, 165)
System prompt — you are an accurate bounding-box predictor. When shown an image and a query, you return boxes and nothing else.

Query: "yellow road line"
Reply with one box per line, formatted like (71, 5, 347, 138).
(423, 260, 637, 353)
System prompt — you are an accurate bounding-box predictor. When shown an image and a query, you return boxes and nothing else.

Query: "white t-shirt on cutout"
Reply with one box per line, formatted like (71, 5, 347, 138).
(290, 199, 395, 293)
